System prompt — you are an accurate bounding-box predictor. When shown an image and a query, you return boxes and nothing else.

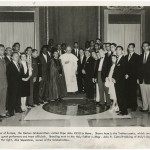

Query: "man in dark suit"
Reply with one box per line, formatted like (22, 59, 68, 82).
(77, 48, 86, 93)
(72, 42, 79, 57)
(95, 49, 110, 107)
(112, 46, 128, 115)
(4, 47, 12, 66)
(138, 41, 150, 112)
(39, 45, 51, 103)
(7, 52, 23, 116)
(82, 50, 94, 100)
(0, 44, 8, 118)
(125, 43, 140, 111)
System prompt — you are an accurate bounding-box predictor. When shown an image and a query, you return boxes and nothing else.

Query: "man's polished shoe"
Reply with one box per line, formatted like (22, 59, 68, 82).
(117, 111, 128, 116)
(140, 109, 148, 112)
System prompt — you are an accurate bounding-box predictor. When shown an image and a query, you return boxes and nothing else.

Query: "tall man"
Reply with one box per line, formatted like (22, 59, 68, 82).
(0, 44, 8, 118)
(138, 42, 150, 112)
(77, 49, 86, 93)
(112, 46, 128, 115)
(95, 49, 110, 107)
(39, 45, 51, 103)
(82, 50, 94, 100)
(4, 47, 12, 66)
(7, 52, 23, 116)
(125, 43, 139, 111)
(72, 42, 79, 57)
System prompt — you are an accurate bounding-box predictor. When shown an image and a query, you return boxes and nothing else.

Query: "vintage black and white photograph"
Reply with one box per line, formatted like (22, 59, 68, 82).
(0, 3, 150, 128)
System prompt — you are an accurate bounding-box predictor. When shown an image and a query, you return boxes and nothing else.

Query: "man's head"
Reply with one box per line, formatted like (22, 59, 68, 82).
(57, 44, 62, 50)
(74, 42, 79, 49)
(116, 46, 124, 57)
(90, 40, 95, 47)
(5, 47, 12, 56)
(61, 43, 66, 50)
(48, 39, 54, 46)
(96, 38, 101, 45)
(142, 41, 150, 53)
(66, 46, 72, 54)
(128, 43, 135, 54)
(85, 41, 90, 49)
(79, 49, 84, 56)
(111, 43, 117, 53)
(94, 43, 99, 50)
(105, 43, 111, 52)
(111, 55, 117, 64)
(32, 49, 38, 58)
(53, 51, 59, 59)
(84, 50, 91, 58)
(91, 51, 98, 60)
(0, 44, 5, 57)
(41, 45, 48, 54)
(98, 49, 105, 58)
(25, 47, 32, 56)
(20, 53, 27, 62)
(12, 42, 20, 52)
(12, 52, 19, 62)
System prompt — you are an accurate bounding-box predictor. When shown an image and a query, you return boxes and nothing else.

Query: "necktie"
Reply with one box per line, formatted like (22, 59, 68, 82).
(128, 54, 132, 61)
(17, 63, 20, 72)
(143, 53, 147, 64)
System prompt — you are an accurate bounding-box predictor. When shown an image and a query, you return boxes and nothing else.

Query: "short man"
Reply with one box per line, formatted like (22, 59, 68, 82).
(77, 49, 86, 93)
(60, 46, 78, 93)
(7, 52, 23, 116)
(138, 41, 150, 112)
(82, 50, 94, 100)
(125, 43, 140, 111)
(4, 47, 12, 66)
(112, 46, 128, 115)
(95, 49, 110, 107)
(72, 42, 79, 57)
(105, 43, 112, 57)
(0, 44, 8, 118)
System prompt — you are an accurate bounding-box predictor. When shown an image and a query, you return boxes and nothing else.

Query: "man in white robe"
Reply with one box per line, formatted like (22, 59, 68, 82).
(60, 46, 78, 92)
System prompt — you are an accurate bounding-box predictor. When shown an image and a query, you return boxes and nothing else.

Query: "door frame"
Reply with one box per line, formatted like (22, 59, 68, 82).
(0, 7, 39, 51)
(104, 9, 145, 46)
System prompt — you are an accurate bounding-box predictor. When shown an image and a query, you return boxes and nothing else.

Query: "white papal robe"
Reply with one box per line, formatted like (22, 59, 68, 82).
(60, 53, 78, 92)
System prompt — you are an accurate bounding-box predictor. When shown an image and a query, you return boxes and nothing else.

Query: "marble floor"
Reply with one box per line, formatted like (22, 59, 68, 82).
(0, 93, 149, 127)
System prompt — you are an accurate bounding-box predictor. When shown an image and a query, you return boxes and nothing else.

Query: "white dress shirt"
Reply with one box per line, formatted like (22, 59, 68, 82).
(144, 51, 150, 62)
(98, 57, 105, 71)
(117, 55, 123, 64)
(43, 53, 47, 62)
(75, 48, 79, 56)
(80, 55, 84, 64)
(7, 55, 11, 61)
(21, 61, 27, 74)
(128, 52, 134, 61)
(13, 61, 20, 71)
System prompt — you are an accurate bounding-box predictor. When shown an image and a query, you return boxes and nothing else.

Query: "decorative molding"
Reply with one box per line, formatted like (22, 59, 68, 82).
(107, 6, 144, 12)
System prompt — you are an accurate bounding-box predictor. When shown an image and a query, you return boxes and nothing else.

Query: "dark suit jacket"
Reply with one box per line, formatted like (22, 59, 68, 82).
(4, 56, 11, 66)
(32, 57, 42, 78)
(138, 52, 150, 84)
(94, 57, 110, 82)
(39, 53, 50, 79)
(125, 53, 140, 83)
(83, 57, 94, 78)
(77, 55, 86, 74)
(113, 56, 126, 84)
(0, 58, 7, 88)
(6, 61, 23, 93)
(72, 49, 79, 57)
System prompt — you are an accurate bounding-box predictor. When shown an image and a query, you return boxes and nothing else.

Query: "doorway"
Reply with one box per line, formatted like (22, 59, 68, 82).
(104, 9, 145, 54)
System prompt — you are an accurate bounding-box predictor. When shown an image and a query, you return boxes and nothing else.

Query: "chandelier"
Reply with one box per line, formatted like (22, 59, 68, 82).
(107, 6, 144, 12)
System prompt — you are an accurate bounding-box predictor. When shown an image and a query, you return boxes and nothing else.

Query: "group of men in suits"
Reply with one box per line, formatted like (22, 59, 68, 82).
(70, 41, 150, 115)
(0, 39, 150, 118)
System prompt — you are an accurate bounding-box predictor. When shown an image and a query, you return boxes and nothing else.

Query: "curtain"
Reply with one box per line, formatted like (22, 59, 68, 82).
(0, 22, 34, 52)
(48, 7, 98, 48)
